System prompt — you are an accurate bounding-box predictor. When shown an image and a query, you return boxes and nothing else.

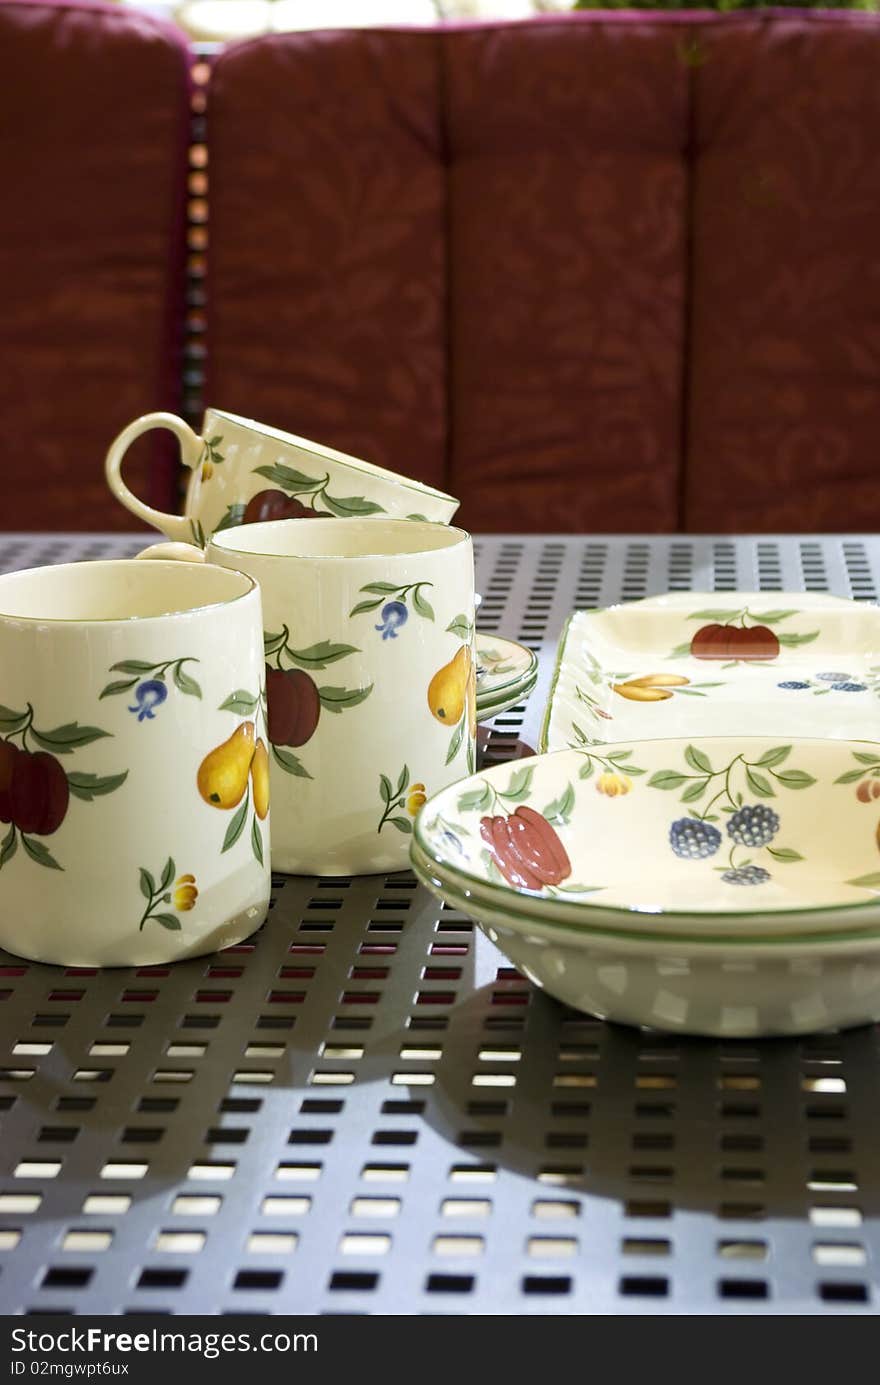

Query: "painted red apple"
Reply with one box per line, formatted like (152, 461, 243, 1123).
(690, 624, 779, 660)
(266, 666, 321, 747)
(10, 749, 69, 835)
(243, 489, 328, 524)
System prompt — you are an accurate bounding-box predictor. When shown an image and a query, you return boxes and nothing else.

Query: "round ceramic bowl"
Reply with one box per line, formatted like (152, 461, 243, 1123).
(412, 738, 880, 939)
(410, 838, 880, 1037)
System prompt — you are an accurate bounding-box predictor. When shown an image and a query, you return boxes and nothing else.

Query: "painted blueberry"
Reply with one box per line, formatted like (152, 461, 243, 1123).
(727, 803, 780, 848)
(375, 601, 409, 641)
(721, 865, 771, 886)
(777, 680, 810, 690)
(830, 682, 867, 693)
(669, 818, 722, 860)
(816, 672, 853, 682)
(128, 678, 168, 722)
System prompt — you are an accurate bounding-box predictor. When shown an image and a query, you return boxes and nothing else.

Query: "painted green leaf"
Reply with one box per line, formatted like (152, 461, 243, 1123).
(321, 492, 385, 518)
(774, 769, 816, 789)
(674, 689, 707, 697)
(360, 582, 401, 595)
(681, 778, 709, 803)
(66, 770, 129, 801)
(446, 718, 465, 766)
(31, 723, 111, 754)
(745, 767, 774, 798)
(350, 599, 385, 617)
(669, 642, 693, 658)
(543, 782, 575, 825)
(253, 463, 320, 491)
(390, 816, 413, 835)
(503, 765, 535, 802)
(458, 783, 492, 813)
(846, 872, 880, 888)
(287, 641, 360, 669)
(688, 609, 740, 621)
(853, 752, 880, 765)
(379, 774, 393, 804)
(263, 631, 286, 655)
(110, 660, 156, 674)
(834, 768, 868, 784)
(215, 503, 247, 533)
(219, 691, 259, 716)
(466, 740, 475, 774)
(153, 913, 182, 931)
(685, 745, 713, 774)
(750, 609, 798, 623)
(21, 836, 62, 871)
(396, 765, 410, 797)
(173, 665, 202, 699)
(99, 678, 139, 699)
(159, 857, 176, 892)
(407, 513, 428, 522)
(412, 587, 435, 621)
(606, 750, 633, 762)
(271, 744, 312, 778)
(578, 758, 595, 780)
(766, 847, 804, 863)
(755, 745, 791, 768)
(318, 684, 373, 712)
(776, 631, 820, 648)
(139, 868, 155, 900)
(0, 825, 16, 869)
(251, 817, 264, 866)
(648, 770, 687, 790)
(222, 798, 249, 853)
(446, 615, 473, 642)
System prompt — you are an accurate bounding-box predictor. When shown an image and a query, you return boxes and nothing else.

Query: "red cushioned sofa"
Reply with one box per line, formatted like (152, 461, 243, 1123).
(4, 3, 880, 534)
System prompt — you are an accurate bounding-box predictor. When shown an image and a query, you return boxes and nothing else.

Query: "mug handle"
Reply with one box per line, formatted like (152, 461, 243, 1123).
(105, 412, 205, 543)
(136, 542, 206, 562)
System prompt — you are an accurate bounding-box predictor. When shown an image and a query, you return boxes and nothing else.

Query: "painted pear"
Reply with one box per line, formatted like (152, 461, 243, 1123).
(428, 646, 472, 724)
(251, 738, 270, 820)
(197, 723, 255, 809)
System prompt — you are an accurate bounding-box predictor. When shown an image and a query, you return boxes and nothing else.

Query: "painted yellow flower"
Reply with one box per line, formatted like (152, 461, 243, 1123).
(201, 461, 213, 481)
(596, 771, 631, 797)
(173, 873, 198, 911)
(406, 783, 427, 816)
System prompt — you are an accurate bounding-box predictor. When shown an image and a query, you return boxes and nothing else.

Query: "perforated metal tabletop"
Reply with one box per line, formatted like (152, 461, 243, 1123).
(2, 532, 880, 1316)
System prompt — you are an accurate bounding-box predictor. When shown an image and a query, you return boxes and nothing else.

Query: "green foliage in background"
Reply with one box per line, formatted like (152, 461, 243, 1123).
(573, 0, 877, 9)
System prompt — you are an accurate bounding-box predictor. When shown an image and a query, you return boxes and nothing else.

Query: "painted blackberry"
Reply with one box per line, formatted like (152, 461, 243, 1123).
(669, 818, 722, 860)
(830, 682, 867, 693)
(721, 865, 771, 886)
(817, 671, 852, 682)
(777, 680, 810, 690)
(727, 803, 780, 848)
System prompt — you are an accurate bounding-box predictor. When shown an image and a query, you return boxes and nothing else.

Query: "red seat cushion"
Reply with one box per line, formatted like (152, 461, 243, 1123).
(686, 13, 880, 532)
(0, 0, 190, 530)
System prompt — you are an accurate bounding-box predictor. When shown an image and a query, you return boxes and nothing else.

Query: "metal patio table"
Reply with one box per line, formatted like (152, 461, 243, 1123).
(1, 530, 879, 1317)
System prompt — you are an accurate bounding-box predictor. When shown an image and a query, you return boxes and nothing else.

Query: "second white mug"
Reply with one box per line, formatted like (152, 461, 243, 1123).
(139, 519, 476, 875)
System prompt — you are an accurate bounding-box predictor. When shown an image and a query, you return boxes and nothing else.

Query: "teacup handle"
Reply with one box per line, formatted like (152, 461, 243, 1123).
(105, 411, 205, 542)
(136, 542, 206, 563)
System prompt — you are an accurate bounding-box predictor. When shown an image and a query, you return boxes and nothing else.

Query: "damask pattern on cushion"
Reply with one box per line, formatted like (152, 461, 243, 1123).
(207, 30, 447, 495)
(0, 0, 190, 531)
(445, 19, 688, 534)
(687, 15, 880, 533)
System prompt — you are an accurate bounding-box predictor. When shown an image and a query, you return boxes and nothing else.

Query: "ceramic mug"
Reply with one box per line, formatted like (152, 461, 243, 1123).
(138, 520, 476, 875)
(0, 560, 270, 966)
(106, 408, 460, 546)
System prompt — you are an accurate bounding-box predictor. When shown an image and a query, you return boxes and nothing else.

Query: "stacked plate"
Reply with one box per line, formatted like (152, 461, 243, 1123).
(474, 634, 538, 722)
(415, 593, 880, 1036)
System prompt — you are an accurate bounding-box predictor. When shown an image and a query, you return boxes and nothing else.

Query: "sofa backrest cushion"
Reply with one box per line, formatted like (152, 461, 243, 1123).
(0, 0, 190, 530)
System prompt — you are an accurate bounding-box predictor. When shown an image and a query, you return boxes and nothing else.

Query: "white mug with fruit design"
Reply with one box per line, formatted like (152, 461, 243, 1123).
(137, 518, 476, 875)
(106, 408, 460, 546)
(0, 560, 270, 966)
